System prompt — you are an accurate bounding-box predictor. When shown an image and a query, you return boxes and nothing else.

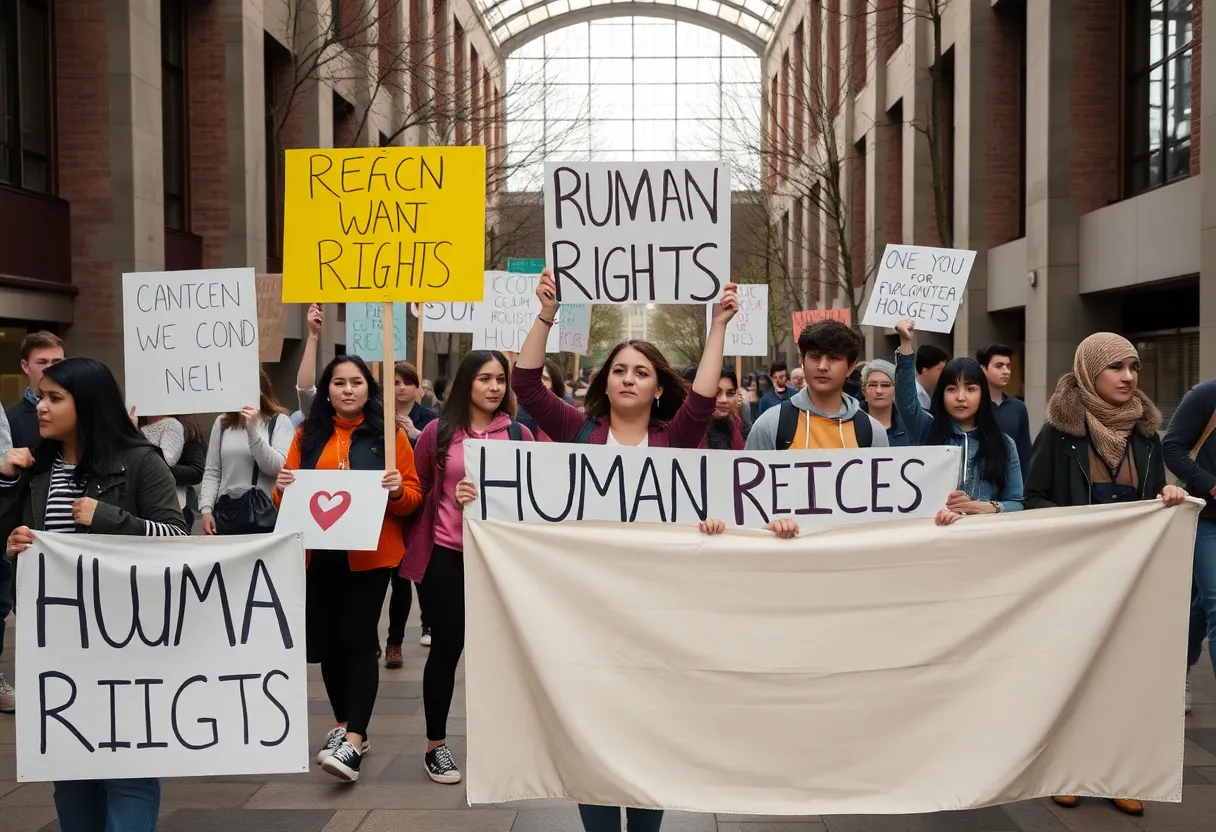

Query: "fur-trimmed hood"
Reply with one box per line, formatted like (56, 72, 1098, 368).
(1043, 373, 1162, 438)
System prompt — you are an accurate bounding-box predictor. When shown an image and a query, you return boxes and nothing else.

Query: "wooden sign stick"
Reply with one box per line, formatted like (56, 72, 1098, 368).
(382, 301, 397, 471)
(415, 308, 425, 380)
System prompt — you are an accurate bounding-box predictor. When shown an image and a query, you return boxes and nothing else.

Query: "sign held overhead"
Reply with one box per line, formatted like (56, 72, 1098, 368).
(545, 162, 731, 305)
(861, 244, 976, 334)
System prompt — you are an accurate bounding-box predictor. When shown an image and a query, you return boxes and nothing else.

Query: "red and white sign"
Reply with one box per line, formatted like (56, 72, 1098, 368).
(275, 470, 388, 550)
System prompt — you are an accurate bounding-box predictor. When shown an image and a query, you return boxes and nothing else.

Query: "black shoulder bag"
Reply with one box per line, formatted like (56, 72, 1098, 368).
(213, 414, 282, 535)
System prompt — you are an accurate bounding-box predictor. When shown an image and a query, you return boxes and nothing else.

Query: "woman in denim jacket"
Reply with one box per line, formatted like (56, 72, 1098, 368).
(894, 319, 1023, 520)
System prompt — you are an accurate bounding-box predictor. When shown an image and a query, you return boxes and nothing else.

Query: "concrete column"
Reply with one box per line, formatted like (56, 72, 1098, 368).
(950, 0, 999, 360)
(222, 0, 268, 271)
(1022, 0, 1115, 430)
(862, 0, 888, 360)
(1201, 0, 1216, 376)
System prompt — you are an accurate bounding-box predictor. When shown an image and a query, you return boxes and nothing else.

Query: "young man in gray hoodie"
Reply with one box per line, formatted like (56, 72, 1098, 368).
(747, 320, 888, 451)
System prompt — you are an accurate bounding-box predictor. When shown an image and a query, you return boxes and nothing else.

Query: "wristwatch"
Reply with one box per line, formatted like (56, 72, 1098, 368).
(990, 501, 1003, 513)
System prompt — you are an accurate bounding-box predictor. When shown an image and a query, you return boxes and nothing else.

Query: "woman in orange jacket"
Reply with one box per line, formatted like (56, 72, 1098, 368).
(274, 354, 422, 783)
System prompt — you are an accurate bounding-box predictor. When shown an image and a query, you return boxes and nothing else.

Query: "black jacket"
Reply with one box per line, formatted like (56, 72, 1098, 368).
(4, 398, 39, 452)
(1024, 376, 1165, 510)
(1163, 378, 1216, 521)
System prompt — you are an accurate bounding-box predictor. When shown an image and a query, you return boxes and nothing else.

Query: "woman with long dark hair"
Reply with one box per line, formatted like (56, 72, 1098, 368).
(200, 370, 293, 535)
(273, 355, 422, 783)
(401, 349, 533, 784)
(894, 320, 1023, 522)
(517, 358, 569, 441)
(682, 365, 747, 450)
(503, 271, 735, 832)
(2, 357, 186, 832)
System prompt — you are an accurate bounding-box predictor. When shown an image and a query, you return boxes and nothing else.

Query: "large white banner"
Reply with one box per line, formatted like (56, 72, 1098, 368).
(464, 441, 960, 528)
(122, 268, 262, 416)
(545, 161, 730, 304)
(464, 500, 1198, 814)
(473, 271, 560, 353)
(17, 532, 309, 782)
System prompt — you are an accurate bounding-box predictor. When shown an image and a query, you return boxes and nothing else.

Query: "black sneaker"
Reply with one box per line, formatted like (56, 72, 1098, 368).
(316, 727, 370, 764)
(321, 739, 362, 782)
(315, 726, 346, 765)
(425, 743, 462, 784)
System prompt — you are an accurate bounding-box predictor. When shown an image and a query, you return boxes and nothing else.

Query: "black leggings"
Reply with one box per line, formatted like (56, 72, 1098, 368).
(421, 544, 464, 741)
(387, 571, 428, 645)
(578, 806, 664, 832)
(306, 551, 392, 737)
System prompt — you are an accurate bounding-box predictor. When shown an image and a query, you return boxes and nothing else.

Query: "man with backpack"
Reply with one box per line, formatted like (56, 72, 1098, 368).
(747, 320, 888, 451)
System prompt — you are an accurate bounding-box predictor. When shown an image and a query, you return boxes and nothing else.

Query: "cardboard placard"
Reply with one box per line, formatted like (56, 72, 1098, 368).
(710, 285, 768, 357)
(275, 470, 390, 551)
(472, 271, 560, 353)
(860, 244, 977, 334)
(256, 273, 286, 363)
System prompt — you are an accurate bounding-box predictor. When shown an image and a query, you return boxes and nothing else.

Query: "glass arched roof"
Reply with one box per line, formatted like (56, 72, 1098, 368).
(482, 0, 781, 55)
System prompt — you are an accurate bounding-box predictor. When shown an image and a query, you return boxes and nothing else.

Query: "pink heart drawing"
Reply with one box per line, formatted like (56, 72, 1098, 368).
(309, 491, 352, 531)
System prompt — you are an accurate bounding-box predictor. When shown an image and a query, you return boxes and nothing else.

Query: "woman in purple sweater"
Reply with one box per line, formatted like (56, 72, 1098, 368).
(507, 269, 737, 832)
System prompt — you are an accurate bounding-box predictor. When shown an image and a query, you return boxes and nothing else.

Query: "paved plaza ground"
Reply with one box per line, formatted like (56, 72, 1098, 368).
(1, 606, 1215, 832)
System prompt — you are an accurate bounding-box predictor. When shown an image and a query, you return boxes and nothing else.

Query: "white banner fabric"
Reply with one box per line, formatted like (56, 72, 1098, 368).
(17, 532, 309, 782)
(463, 501, 1197, 814)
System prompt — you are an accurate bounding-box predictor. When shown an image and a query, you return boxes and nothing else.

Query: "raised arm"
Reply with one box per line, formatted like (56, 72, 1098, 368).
(690, 284, 739, 398)
(894, 320, 934, 444)
(514, 270, 559, 371)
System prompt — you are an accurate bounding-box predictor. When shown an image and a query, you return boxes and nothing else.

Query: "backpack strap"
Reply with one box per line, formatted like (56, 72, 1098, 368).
(853, 411, 873, 448)
(776, 400, 800, 451)
(1190, 410, 1216, 460)
(507, 421, 522, 442)
(573, 420, 596, 444)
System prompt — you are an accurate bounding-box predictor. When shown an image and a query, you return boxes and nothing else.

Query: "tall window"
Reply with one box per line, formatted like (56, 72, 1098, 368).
(265, 34, 290, 269)
(0, 0, 52, 193)
(1126, 0, 1193, 196)
(162, 0, 188, 230)
(506, 19, 761, 192)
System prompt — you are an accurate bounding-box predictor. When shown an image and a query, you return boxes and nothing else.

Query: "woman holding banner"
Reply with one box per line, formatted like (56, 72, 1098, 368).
(403, 349, 533, 785)
(1023, 332, 1186, 817)
(274, 355, 423, 783)
(1, 357, 187, 832)
(501, 269, 736, 832)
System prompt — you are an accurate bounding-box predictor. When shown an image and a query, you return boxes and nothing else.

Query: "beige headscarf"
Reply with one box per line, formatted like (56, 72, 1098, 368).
(1045, 333, 1158, 470)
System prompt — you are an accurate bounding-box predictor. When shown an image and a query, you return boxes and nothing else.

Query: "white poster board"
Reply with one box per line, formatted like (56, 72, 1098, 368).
(860, 244, 977, 334)
(122, 268, 262, 416)
(558, 305, 592, 356)
(274, 470, 389, 551)
(709, 284, 767, 357)
(464, 441, 960, 529)
(409, 301, 477, 334)
(473, 271, 561, 353)
(545, 162, 731, 305)
(16, 532, 309, 782)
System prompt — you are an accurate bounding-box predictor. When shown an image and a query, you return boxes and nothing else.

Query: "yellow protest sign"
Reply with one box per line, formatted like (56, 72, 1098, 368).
(282, 146, 486, 303)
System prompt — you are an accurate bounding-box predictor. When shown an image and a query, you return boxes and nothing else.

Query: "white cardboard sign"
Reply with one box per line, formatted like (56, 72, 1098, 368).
(473, 271, 560, 353)
(709, 284, 768, 357)
(274, 470, 389, 551)
(464, 441, 961, 529)
(16, 532, 309, 782)
(122, 268, 262, 416)
(409, 301, 477, 334)
(558, 305, 592, 356)
(861, 244, 977, 334)
(544, 161, 731, 305)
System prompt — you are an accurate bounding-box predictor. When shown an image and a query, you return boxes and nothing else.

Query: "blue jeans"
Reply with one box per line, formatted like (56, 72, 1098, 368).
(578, 805, 664, 832)
(53, 778, 160, 832)
(1189, 582, 1208, 668)
(1192, 519, 1216, 680)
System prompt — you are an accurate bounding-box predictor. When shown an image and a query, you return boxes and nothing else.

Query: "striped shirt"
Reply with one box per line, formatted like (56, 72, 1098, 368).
(45, 458, 186, 537)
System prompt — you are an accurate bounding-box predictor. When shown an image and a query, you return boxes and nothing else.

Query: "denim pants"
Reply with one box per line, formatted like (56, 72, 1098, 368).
(53, 778, 161, 832)
(1189, 582, 1208, 668)
(0, 554, 13, 661)
(1192, 519, 1216, 680)
(578, 805, 664, 832)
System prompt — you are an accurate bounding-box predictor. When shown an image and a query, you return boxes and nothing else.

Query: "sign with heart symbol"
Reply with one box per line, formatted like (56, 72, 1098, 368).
(275, 470, 388, 550)
(309, 491, 351, 531)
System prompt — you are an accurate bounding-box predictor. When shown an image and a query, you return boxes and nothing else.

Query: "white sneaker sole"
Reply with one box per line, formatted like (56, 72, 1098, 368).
(321, 756, 360, 782)
(425, 764, 462, 784)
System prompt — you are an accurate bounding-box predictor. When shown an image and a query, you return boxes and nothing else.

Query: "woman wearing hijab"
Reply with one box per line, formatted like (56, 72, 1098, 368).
(1023, 332, 1186, 817)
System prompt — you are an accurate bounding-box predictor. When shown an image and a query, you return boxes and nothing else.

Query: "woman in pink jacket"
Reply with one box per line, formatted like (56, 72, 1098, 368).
(400, 349, 533, 786)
